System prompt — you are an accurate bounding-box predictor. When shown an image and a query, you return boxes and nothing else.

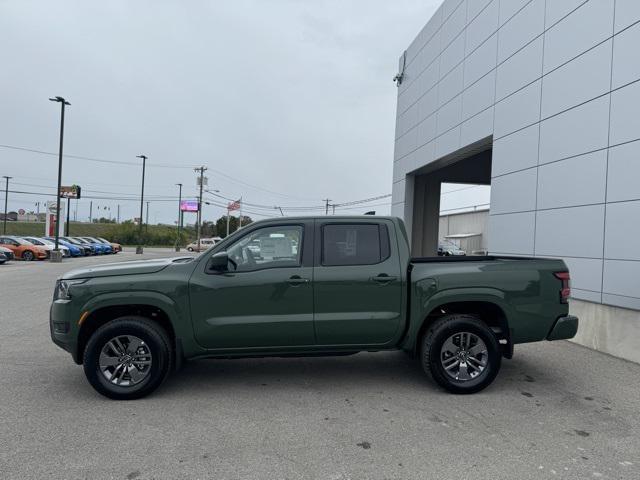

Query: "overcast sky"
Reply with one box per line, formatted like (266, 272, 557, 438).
(0, 0, 488, 225)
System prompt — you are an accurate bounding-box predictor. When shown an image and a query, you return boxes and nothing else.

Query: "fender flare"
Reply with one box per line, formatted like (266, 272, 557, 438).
(78, 291, 195, 354)
(407, 286, 514, 352)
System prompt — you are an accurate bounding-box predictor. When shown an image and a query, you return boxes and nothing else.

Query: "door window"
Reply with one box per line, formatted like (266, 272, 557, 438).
(226, 225, 303, 272)
(322, 224, 390, 266)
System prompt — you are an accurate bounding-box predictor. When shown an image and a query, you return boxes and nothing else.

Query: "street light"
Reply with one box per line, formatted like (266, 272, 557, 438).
(175, 183, 182, 251)
(2, 176, 11, 234)
(136, 154, 147, 254)
(49, 96, 70, 262)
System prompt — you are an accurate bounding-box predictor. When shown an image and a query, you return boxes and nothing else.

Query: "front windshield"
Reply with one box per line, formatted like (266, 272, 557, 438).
(25, 238, 44, 245)
(64, 237, 82, 245)
(15, 238, 33, 246)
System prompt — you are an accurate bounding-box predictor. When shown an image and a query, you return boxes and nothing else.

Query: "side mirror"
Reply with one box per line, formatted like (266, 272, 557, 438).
(207, 251, 229, 272)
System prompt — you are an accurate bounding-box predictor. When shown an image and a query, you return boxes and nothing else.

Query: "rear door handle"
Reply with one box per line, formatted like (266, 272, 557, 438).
(288, 275, 310, 286)
(371, 274, 397, 284)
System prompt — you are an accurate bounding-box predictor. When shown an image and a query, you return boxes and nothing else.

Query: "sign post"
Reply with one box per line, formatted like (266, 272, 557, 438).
(59, 185, 81, 236)
(45, 201, 65, 238)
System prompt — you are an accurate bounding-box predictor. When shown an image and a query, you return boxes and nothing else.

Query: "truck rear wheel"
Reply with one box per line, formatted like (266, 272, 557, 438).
(83, 316, 172, 400)
(421, 314, 501, 394)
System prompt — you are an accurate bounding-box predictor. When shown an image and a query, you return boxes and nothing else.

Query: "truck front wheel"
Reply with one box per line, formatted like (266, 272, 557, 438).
(421, 314, 501, 394)
(83, 316, 173, 400)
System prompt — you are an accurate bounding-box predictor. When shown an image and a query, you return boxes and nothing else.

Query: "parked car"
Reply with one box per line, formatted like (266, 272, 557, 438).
(44, 237, 83, 257)
(0, 252, 6, 265)
(70, 237, 103, 255)
(186, 237, 219, 252)
(438, 241, 466, 256)
(50, 216, 578, 400)
(59, 236, 93, 256)
(96, 237, 122, 253)
(0, 236, 48, 260)
(0, 245, 15, 261)
(79, 237, 113, 254)
(21, 236, 71, 257)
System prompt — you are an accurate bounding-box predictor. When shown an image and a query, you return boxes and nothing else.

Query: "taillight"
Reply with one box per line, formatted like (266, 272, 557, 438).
(554, 271, 571, 304)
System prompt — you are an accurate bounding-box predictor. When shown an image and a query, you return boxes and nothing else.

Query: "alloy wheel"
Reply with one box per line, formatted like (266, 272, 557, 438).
(440, 332, 488, 381)
(98, 335, 152, 387)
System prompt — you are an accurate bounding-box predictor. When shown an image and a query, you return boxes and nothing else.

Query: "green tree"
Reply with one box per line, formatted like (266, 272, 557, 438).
(214, 215, 253, 237)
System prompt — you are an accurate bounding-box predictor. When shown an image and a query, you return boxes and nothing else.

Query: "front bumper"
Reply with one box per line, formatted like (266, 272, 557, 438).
(546, 315, 579, 341)
(50, 299, 81, 363)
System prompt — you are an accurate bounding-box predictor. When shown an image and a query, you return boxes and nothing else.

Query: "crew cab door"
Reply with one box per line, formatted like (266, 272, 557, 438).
(313, 219, 403, 345)
(188, 221, 315, 349)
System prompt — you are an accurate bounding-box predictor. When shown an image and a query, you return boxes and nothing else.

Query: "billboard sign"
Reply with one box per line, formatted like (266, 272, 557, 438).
(180, 200, 199, 212)
(60, 185, 81, 199)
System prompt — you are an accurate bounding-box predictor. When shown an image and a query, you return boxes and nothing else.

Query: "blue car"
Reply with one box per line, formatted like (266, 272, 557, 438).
(44, 237, 83, 257)
(74, 237, 108, 254)
(82, 236, 114, 254)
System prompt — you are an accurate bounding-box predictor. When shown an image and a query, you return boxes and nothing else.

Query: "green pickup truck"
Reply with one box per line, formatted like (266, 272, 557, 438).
(50, 216, 578, 399)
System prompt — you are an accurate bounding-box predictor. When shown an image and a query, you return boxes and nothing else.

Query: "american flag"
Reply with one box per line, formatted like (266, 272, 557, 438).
(227, 199, 241, 211)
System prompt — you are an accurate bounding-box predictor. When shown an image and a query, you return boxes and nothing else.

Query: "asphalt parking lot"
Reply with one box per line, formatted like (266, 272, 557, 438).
(1, 249, 639, 480)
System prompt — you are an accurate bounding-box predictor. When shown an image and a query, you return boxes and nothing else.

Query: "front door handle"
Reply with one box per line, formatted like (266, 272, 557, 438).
(288, 275, 310, 286)
(371, 274, 397, 284)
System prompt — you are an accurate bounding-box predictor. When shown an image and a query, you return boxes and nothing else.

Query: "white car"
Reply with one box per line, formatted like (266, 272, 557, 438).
(186, 237, 221, 252)
(0, 245, 14, 261)
(21, 237, 70, 257)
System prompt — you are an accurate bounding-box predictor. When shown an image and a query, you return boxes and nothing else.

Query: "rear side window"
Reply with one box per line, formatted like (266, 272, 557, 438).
(322, 224, 390, 266)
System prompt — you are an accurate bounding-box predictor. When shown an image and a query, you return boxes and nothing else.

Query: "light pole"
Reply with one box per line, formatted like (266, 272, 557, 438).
(175, 183, 182, 251)
(49, 96, 70, 262)
(2, 176, 11, 234)
(136, 155, 147, 254)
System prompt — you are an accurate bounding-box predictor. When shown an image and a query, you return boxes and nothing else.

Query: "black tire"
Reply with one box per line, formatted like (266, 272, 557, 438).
(421, 314, 501, 394)
(22, 250, 35, 261)
(187, 247, 194, 252)
(83, 316, 173, 400)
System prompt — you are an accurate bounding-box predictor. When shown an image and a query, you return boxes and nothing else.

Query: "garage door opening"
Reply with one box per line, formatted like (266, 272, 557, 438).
(406, 139, 492, 257)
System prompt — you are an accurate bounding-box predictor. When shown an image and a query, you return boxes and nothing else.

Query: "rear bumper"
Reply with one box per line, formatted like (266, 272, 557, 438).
(546, 315, 579, 341)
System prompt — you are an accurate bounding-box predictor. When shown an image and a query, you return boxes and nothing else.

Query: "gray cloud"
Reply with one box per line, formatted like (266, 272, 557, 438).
(1, 0, 454, 224)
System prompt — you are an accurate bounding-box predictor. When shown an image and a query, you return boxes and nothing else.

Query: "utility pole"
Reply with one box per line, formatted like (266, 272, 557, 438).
(89, 201, 93, 223)
(116, 204, 120, 223)
(65, 197, 70, 235)
(2, 176, 11, 234)
(145, 201, 150, 231)
(194, 166, 207, 251)
(238, 197, 243, 229)
(332, 204, 336, 215)
(136, 155, 147, 254)
(277, 206, 284, 216)
(49, 96, 70, 262)
(175, 183, 183, 251)
(324, 198, 332, 215)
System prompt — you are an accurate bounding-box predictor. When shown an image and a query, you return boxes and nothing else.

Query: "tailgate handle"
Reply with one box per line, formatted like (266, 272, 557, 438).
(371, 274, 397, 284)
(288, 275, 310, 286)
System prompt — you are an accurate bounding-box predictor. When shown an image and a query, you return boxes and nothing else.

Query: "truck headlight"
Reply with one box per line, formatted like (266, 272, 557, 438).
(54, 279, 87, 300)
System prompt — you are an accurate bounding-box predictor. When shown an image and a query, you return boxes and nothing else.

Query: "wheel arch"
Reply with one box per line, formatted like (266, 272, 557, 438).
(76, 293, 186, 369)
(414, 296, 512, 359)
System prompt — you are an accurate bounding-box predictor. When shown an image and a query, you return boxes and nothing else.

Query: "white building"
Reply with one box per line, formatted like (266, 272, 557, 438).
(392, 0, 640, 362)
